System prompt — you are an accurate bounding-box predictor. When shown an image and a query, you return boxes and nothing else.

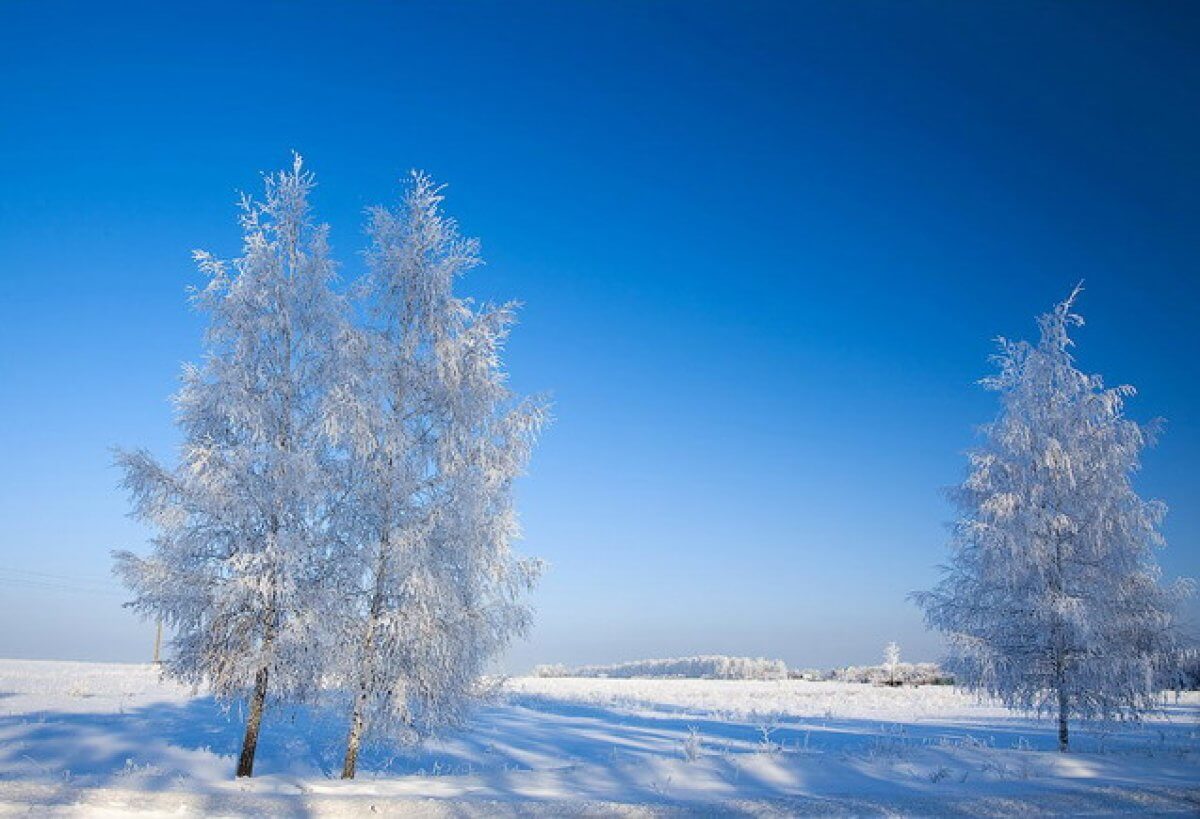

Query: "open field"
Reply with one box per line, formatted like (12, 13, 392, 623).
(1, 660, 1198, 816)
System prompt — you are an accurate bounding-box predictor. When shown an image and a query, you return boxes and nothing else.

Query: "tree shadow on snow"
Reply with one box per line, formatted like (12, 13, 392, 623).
(2, 690, 1198, 813)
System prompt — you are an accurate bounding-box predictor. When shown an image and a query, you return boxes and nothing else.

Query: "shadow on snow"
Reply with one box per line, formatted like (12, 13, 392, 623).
(1, 688, 1197, 813)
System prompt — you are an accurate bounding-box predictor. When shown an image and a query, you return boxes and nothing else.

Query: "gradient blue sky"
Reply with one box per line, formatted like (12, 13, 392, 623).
(1, 1, 1197, 672)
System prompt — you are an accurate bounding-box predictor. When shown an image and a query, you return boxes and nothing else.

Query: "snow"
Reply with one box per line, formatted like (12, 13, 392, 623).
(2, 660, 1198, 816)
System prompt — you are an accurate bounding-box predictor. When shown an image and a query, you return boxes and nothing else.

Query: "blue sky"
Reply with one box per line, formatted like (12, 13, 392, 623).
(1, 1, 1197, 671)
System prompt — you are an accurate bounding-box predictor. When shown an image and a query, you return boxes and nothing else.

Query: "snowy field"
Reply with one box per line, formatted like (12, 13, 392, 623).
(1, 661, 1198, 817)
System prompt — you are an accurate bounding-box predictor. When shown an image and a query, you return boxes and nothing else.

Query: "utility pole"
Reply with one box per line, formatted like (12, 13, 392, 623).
(153, 618, 163, 664)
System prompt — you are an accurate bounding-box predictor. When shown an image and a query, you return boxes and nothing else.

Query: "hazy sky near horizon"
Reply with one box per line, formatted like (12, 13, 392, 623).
(1, 1, 1198, 672)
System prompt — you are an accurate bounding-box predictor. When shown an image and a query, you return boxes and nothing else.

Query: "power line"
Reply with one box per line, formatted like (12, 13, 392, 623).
(0, 567, 127, 597)
(0, 565, 159, 663)
(0, 566, 119, 584)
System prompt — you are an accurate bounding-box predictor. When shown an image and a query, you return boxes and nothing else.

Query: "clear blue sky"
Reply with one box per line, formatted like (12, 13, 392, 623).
(1, 1, 1197, 671)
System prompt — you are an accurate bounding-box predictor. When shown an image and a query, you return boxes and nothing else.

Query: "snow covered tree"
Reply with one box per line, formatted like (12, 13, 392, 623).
(114, 155, 353, 777)
(331, 172, 546, 778)
(915, 286, 1191, 750)
(884, 642, 901, 686)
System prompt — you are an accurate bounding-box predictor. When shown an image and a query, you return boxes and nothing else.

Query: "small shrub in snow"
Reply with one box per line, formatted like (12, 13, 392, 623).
(115, 759, 164, 779)
(928, 765, 952, 783)
(756, 715, 782, 755)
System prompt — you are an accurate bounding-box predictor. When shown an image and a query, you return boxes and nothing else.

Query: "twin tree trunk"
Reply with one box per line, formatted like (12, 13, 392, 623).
(235, 542, 389, 780)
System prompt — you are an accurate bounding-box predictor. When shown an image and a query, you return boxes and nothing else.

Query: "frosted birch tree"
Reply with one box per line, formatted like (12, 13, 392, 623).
(332, 173, 546, 778)
(114, 156, 353, 777)
(884, 642, 901, 686)
(915, 286, 1191, 750)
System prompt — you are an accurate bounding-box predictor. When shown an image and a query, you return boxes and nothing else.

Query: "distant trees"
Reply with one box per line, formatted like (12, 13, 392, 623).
(1177, 647, 1200, 691)
(534, 656, 954, 685)
(823, 661, 949, 686)
(535, 656, 790, 680)
(915, 287, 1190, 751)
(115, 158, 544, 778)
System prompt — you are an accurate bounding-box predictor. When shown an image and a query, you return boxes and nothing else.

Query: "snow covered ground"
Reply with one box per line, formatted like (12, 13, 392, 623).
(1, 660, 1198, 816)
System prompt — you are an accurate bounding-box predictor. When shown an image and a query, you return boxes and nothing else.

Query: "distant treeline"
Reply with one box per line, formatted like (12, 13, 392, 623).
(532, 656, 952, 684)
(534, 656, 789, 680)
(1178, 648, 1200, 690)
(791, 662, 952, 686)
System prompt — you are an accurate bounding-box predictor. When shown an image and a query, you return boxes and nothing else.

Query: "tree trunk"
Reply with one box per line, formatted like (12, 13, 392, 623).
(1051, 532, 1070, 752)
(239, 532, 280, 779)
(341, 541, 388, 779)
(1057, 686, 1069, 752)
(237, 665, 270, 777)
(342, 689, 367, 779)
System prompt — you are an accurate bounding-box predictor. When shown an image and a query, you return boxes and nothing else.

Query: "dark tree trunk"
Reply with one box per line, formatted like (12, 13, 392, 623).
(1057, 686, 1069, 752)
(1051, 533, 1070, 752)
(236, 665, 270, 777)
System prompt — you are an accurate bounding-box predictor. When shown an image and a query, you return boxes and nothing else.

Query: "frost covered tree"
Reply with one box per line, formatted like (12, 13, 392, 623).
(884, 642, 901, 686)
(915, 286, 1191, 750)
(114, 156, 353, 777)
(331, 173, 546, 778)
